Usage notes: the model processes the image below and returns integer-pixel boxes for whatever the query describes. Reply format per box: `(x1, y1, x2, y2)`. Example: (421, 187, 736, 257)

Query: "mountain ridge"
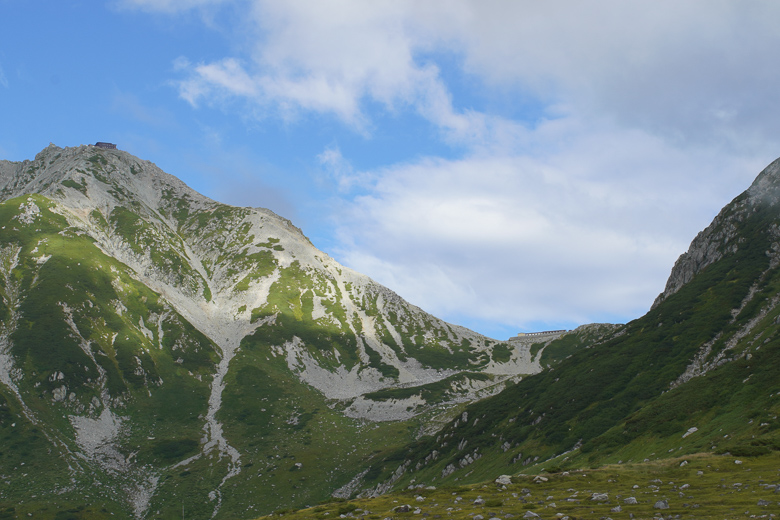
(0, 143, 551, 518)
(340, 156, 780, 499)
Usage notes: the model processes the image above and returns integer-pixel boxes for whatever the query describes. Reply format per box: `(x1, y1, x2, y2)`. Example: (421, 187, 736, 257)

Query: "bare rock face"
(652, 157, 780, 308)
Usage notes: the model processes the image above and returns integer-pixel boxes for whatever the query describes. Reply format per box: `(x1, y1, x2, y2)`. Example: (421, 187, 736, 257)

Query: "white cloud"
(144, 0, 780, 334)
(170, 1, 780, 153)
(329, 118, 764, 331)
(317, 146, 375, 192)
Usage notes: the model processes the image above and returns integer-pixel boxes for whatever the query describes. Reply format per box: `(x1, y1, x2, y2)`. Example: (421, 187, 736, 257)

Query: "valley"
(0, 144, 777, 519)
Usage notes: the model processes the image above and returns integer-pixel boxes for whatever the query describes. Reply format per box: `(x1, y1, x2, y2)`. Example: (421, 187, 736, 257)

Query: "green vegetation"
(61, 178, 87, 195)
(490, 342, 512, 363)
(255, 453, 780, 520)
(349, 188, 780, 492)
(364, 372, 492, 403)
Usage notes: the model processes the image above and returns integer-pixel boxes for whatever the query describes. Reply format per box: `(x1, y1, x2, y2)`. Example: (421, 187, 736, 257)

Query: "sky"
(2, 1, 780, 340)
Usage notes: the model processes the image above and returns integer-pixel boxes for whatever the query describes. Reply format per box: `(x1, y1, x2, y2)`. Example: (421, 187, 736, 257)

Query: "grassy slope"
(0, 195, 219, 517)
(0, 193, 445, 519)
(256, 452, 780, 520)
(350, 189, 780, 493)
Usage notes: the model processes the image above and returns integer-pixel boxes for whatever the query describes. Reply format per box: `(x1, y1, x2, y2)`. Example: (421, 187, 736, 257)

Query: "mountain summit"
(0, 144, 541, 518)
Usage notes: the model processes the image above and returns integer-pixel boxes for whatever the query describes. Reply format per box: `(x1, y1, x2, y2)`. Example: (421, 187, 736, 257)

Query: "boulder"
(654, 499, 670, 509)
(496, 475, 513, 486)
(393, 504, 411, 512)
(591, 493, 609, 501)
(624, 497, 638, 505)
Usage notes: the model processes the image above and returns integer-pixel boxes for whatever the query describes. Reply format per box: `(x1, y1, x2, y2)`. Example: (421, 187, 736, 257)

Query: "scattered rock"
(758, 499, 771, 506)
(415, 495, 425, 502)
(591, 493, 609, 501)
(682, 427, 698, 438)
(394, 504, 411, 512)
(624, 497, 638, 504)
(654, 499, 670, 509)
(495, 475, 512, 486)
(522, 512, 540, 519)
(611, 505, 622, 513)
(734, 460, 743, 465)
(533, 476, 548, 483)
(473, 498, 485, 505)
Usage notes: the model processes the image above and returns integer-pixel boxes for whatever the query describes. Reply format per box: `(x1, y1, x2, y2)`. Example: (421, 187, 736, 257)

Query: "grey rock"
(495, 474, 512, 486)
(654, 499, 670, 509)
(624, 497, 638, 504)
(591, 493, 609, 501)
(611, 505, 622, 513)
(522, 512, 540, 519)
(473, 498, 485, 505)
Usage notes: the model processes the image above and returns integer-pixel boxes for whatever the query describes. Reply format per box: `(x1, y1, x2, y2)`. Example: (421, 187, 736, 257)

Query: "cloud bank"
(128, 0, 780, 336)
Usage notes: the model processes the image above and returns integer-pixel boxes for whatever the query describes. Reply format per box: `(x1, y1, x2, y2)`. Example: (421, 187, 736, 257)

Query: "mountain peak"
(0, 143, 544, 517)
(653, 156, 780, 308)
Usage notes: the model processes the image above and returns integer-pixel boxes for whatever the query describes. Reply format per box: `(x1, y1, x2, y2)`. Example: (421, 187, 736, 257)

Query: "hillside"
(0, 144, 545, 519)
(347, 158, 780, 496)
(256, 453, 780, 519)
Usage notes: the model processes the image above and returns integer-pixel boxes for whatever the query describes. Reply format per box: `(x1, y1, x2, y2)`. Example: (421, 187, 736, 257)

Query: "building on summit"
(94, 142, 117, 149)
(516, 330, 567, 338)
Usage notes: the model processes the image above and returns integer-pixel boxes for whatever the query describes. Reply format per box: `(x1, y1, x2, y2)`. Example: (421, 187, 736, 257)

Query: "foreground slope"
(258, 453, 780, 519)
(357, 158, 780, 494)
(0, 144, 539, 518)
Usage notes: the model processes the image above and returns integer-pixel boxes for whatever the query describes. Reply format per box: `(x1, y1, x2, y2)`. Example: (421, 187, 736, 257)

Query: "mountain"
(354, 158, 780, 495)
(0, 144, 543, 519)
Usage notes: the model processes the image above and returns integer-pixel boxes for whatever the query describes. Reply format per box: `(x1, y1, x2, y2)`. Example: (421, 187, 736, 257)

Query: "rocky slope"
(0, 144, 548, 519)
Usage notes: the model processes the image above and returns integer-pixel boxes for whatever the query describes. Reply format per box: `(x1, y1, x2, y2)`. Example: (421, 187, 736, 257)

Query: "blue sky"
(3, 1, 780, 340)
